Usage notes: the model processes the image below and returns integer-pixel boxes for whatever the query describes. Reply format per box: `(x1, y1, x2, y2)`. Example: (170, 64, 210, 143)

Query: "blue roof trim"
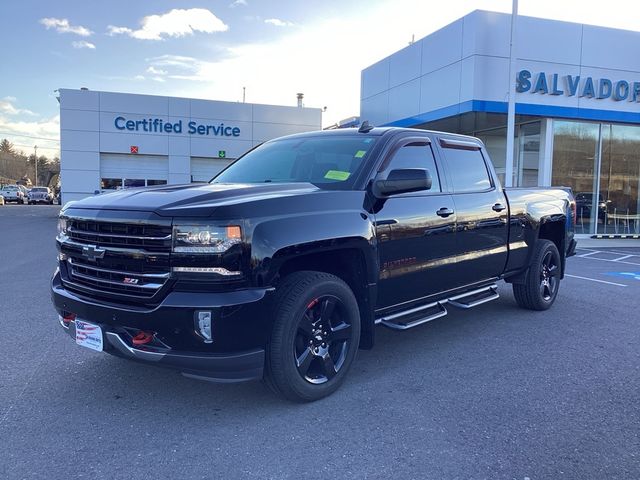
(383, 100, 640, 127)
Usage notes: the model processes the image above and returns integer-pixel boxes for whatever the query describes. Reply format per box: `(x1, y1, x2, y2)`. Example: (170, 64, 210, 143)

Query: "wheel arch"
(538, 216, 567, 278)
(271, 246, 377, 350)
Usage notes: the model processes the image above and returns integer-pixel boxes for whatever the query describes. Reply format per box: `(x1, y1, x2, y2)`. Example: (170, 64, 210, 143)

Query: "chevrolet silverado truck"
(51, 126, 576, 402)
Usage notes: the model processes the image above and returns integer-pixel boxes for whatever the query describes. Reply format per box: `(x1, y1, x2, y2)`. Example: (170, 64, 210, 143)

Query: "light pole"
(34, 145, 38, 186)
(505, 0, 518, 187)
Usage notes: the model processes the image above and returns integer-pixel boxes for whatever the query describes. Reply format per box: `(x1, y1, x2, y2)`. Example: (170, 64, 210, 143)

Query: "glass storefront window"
(551, 121, 600, 234)
(599, 125, 640, 234)
(516, 122, 540, 187)
(552, 121, 640, 235)
(124, 179, 145, 188)
(146, 179, 167, 186)
(474, 121, 540, 187)
(101, 178, 122, 190)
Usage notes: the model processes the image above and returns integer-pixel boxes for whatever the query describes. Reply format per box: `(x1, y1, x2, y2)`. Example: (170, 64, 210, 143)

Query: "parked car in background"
(575, 192, 609, 220)
(0, 185, 26, 204)
(28, 186, 54, 205)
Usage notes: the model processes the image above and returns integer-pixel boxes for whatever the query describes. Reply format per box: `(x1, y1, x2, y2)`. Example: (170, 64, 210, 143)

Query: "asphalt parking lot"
(1, 205, 639, 479)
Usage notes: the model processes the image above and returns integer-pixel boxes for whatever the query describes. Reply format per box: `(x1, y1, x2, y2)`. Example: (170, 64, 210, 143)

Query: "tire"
(513, 239, 561, 311)
(265, 271, 361, 402)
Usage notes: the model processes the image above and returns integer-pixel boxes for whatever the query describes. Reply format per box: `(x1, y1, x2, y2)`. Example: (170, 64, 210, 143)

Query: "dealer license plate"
(75, 320, 103, 352)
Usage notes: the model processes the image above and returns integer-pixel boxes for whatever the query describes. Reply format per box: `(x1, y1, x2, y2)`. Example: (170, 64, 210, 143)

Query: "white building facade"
(59, 89, 322, 203)
(361, 10, 640, 236)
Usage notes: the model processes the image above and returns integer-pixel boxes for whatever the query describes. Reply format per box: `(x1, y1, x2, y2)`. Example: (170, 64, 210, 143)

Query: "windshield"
(212, 135, 377, 189)
(4, 186, 18, 190)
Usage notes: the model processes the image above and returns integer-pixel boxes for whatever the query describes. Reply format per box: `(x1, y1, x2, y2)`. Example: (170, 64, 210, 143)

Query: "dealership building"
(361, 10, 640, 236)
(59, 89, 322, 203)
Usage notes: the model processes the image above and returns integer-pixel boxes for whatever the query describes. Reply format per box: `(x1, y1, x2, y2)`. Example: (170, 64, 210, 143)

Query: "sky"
(1, 0, 640, 158)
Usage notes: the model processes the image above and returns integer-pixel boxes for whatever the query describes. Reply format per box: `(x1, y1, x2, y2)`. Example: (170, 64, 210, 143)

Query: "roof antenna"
(358, 120, 374, 133)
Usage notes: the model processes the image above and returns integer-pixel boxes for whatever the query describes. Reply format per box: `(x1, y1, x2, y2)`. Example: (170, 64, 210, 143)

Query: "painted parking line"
(565, 274, 628, 287)
(612, 255, 634, 261)
(572, 250, 640, 266)
(577, 251, 599, 258)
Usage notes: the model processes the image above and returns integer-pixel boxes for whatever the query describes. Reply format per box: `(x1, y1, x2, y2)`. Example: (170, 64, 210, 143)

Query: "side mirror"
(372, 168, 432, 197)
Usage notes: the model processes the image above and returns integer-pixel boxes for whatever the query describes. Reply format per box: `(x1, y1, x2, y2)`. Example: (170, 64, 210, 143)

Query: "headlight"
(57, 217, 68, 236)
(173, 225, 241, 253)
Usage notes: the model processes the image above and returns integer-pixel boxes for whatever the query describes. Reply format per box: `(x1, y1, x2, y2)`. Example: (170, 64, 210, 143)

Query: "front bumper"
(60, 319, 264, 382)
(51, 270, 271, 382)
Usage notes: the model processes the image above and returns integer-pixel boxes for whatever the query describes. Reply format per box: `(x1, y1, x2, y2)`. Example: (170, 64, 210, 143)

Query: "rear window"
(32, 188, 48, 192)
(442, 145, 492, 193)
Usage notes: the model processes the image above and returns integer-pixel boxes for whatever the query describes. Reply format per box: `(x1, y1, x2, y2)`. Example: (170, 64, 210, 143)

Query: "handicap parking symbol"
(606, 272, 640, 281)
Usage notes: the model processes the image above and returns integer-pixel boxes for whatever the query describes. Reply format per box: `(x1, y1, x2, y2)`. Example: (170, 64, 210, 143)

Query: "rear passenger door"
(437, 137, 509, 285)
(374, 137, 458, 309)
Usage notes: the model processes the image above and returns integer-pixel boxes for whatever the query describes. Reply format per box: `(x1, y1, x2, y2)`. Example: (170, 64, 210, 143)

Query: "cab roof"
(274, 126, 482, 144)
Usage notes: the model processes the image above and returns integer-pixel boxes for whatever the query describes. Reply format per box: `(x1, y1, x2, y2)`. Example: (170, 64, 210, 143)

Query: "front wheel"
(265, 271, 361, 402)
(513, 239, 561, 311)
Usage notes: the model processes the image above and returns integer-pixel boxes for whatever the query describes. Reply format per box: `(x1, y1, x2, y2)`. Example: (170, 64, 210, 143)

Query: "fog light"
(58, 252, 68, 261)
(195, 311, 213, 343)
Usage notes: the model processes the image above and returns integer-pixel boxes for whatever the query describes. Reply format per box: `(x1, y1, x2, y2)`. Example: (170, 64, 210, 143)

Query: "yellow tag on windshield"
(324, 170, 351, 181)
(354, 150, 367, 158)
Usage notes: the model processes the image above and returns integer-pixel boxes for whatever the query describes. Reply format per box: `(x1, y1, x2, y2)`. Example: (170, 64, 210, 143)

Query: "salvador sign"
(516, 70, 640, 102)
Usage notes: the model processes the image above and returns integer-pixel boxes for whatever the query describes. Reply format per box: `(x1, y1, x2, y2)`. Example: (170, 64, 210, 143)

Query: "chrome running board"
(447, 284, 499, 309)
(375, 284, 499, 330)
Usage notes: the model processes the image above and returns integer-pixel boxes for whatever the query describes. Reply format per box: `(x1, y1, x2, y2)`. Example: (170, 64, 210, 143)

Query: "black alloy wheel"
(265, 271, 361, 402)
(539, 250, 559, 301)
(294, 295, 353, 384)
(513, 239, 561, 310)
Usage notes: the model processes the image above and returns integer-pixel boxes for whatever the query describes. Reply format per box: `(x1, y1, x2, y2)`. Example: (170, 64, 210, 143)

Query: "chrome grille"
(60, 218, 172, 301)
(66, 258, 169, 298)
(67, 219, 172, 252)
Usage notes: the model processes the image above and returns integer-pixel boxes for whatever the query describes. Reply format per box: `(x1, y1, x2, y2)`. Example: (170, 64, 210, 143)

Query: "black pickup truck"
(52, 126, 576, 402)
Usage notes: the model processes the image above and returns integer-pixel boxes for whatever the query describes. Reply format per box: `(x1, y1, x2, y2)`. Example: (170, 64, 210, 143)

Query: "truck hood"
(64, 183, 322, 217)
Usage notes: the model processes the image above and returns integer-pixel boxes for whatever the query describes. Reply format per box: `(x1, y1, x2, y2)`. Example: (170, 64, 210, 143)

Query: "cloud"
(155, 0, 507, 126)
(146, 66, 168, 75)
(264, 18, 294, 27)
(0, 114, 60, 158)
(229, 0, 247, 6)
(146, 55, 217, 82)
(40, 18, 92, 36)
(72, 40, 96, 49)
(107, 8, 228, 40)
(106, 25, 132, 36)
(0, 98, 37, 116)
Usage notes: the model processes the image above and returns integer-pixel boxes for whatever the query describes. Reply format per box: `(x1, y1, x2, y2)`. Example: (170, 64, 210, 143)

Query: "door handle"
(492, 203, 507, 212)
(436, 207, 454, 217)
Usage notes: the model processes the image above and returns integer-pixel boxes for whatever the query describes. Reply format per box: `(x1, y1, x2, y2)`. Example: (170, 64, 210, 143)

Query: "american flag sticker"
(75, 320, 104, 352)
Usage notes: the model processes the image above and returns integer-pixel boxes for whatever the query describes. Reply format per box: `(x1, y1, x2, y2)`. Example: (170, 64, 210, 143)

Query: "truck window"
(213, 136, 377, 190)
(443, 146, 491, 193)
(384, 143, 441, 192)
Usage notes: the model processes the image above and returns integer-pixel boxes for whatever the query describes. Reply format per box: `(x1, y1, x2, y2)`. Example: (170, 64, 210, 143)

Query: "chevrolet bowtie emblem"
(82, 244, 106, 261)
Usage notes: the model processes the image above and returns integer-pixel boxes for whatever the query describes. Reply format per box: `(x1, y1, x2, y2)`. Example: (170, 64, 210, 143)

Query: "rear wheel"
(265, 271, 361, 402)
(513, 239, 561, 311)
